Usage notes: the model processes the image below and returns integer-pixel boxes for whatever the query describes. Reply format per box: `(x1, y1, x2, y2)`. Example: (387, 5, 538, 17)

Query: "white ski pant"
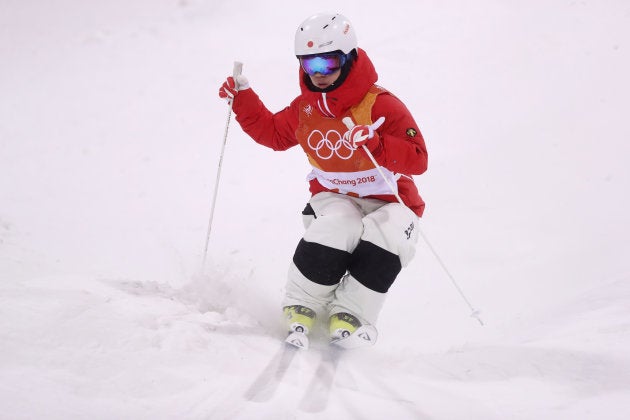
(283, 192, 419, 326)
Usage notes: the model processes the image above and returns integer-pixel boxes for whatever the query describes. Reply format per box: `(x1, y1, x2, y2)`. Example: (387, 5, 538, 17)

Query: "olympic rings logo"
(306, 129, 354, 160)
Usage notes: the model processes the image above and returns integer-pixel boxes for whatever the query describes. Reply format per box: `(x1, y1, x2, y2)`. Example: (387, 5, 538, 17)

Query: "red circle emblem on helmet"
(307, 41, 313, 48)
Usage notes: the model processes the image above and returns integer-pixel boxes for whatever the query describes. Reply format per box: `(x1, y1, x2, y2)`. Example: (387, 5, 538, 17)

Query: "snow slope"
(1, 1, 629, 418)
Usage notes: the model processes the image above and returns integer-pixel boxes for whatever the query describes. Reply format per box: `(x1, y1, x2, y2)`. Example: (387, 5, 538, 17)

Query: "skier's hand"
(343, 116, 386, 151)
(218, 75, 250, 103)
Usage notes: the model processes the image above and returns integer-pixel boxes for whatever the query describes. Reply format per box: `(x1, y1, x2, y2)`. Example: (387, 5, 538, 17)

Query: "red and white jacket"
(232, 49, 428, 216)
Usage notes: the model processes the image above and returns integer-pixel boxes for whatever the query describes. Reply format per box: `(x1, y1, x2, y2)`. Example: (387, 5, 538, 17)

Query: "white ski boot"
(329, 312, 378, 349)
(284, 305, 316, 349)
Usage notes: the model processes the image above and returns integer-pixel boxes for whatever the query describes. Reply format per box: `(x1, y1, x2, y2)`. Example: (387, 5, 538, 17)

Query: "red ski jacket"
(231, 49, 428, 216)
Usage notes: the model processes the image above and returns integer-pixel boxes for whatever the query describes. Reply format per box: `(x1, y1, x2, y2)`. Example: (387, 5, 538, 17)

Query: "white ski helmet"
(295, 13, 358, 56)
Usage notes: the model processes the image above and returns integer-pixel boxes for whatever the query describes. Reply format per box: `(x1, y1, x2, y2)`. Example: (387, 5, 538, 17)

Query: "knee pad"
(348, 204, 418, 293)
(293, 239, 350, 286)
(349, 240, 401, 293)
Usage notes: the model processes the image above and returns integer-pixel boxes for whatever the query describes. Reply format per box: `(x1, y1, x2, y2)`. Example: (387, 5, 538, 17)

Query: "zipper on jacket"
(317, 92, 335, 118)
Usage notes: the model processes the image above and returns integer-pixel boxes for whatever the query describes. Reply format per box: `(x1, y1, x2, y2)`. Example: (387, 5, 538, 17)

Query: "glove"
(343, 116, 386, 151)
(218, 74, 250, 103)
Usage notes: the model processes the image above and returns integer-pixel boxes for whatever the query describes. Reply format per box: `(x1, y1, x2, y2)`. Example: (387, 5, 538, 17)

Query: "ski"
(243, 342, 299, 402)
(297, 324, 378, 412)
(298, 345, 344, 412)
(245, 324, 375, 406)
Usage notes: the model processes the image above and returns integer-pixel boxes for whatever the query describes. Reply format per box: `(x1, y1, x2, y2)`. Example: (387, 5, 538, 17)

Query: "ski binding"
(331, 324, 378, 349)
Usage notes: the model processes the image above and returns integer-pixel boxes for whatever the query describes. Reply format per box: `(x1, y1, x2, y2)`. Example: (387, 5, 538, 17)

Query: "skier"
(219, 12, 428, 348)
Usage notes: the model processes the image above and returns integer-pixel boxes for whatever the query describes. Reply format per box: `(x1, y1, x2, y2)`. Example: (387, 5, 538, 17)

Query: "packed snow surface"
(1, 1, 629, 419)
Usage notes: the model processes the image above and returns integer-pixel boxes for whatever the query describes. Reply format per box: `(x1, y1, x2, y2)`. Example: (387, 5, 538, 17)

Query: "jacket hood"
(298, 48, 378, 118)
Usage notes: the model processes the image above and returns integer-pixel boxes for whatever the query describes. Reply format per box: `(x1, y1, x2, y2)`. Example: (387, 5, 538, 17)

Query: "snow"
(1, 0, 629, 418)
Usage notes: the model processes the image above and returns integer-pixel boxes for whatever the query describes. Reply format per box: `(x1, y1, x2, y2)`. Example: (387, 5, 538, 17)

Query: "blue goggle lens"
(299, 54, 345, 76)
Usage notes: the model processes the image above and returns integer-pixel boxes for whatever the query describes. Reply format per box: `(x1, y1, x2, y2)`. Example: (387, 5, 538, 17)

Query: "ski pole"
(202, 61, 243, 271)
(342, 117, 484, 326)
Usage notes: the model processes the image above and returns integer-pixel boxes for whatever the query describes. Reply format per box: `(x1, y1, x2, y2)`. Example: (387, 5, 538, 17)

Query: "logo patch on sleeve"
(406, 128, 418, 137)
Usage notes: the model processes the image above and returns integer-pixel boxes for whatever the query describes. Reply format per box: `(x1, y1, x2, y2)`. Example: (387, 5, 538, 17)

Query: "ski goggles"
(299, 53, 346, 76)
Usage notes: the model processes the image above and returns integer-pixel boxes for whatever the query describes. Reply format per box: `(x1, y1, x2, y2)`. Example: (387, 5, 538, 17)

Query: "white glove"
(342, 116, 386, 150)
(218, 74, 250, 102)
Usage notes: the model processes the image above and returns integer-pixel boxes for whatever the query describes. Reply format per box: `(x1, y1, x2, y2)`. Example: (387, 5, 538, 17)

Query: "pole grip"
(233, 61, 243, 78)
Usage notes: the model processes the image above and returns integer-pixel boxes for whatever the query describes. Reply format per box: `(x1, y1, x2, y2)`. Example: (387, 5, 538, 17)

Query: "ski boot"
(283, 305, 316, 349)
(329, 312, 378, 349)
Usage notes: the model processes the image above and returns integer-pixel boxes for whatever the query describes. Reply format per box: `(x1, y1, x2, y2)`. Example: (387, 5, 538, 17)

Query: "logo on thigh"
(404, 221, 415, 240)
